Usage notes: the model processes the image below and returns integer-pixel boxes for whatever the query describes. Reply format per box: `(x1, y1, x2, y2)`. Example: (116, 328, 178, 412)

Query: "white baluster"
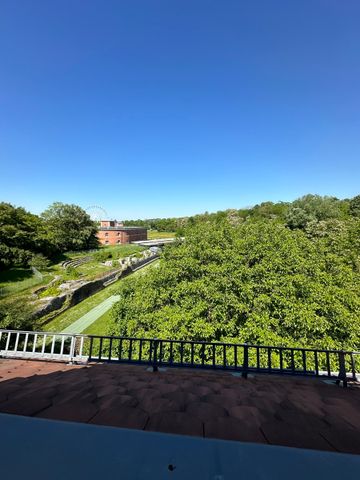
(33, 334, 38, 353)
(51, 335, 56, 355)
(41, 335, 47, 354)
(14, 332, 20, 352)
(79, 336, 84, 357)
(60, 336, 65, 356)
(23, 333, 29, 352)
(5, 332, 11, 352)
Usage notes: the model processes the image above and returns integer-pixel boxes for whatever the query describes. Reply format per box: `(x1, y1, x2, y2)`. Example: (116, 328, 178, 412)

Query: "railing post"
(337, 351, 347, 388)
(68, 335, 76, 364)
(350, 353, 357, 381)
(152, 338, 159, 372)
(242, 344, 248, 379)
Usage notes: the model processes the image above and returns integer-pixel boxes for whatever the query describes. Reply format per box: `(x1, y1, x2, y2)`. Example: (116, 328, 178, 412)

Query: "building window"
(105, 232, 109, 237)
(117, 232, 121, 236)
(105, 240, 109, 244)
(117, 240, 121, 244)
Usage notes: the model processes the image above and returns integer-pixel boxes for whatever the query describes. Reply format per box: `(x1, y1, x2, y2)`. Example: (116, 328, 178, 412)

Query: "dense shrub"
(111, 219, 360, 350)
(0, 297, 35, 330)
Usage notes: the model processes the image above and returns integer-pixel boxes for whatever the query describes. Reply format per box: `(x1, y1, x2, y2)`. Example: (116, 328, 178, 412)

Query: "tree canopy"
(0, 203, 51, 269)
(123, 193, 357, 234)
(112, 214, 360, 351)
(41, 202, 98, 252)
(0, 202, 98, 270)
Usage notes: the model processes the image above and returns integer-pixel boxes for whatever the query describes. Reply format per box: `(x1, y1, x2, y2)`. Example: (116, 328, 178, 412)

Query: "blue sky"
(1, 1, 359, 219)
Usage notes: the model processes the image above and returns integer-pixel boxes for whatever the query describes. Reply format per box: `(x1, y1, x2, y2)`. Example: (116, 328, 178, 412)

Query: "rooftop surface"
(0, 359, 359, 455)
(98, 226, 147, 230)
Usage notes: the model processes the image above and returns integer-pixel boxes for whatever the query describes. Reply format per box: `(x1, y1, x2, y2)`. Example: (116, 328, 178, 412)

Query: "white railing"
(1, 329, 359, 386)
(0, 329, 88, 364)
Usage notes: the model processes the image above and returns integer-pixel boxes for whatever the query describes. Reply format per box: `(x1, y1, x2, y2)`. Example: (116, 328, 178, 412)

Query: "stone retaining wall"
(35, 254, 159, 321)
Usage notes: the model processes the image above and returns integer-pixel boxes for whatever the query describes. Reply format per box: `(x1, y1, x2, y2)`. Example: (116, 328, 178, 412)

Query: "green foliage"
(41, 202, 99, 252)
(63, 266, 80, 280)
(0, 268, 51, 297)
(0, 296, 35, 330)
(93, 250, 113, 262)
(93, 245, 144, 262)
(124, 194, 354, 233)
(112, 219, 360, 350)
(38, 284, 61, 298)
(29, 253, 50, 270)
(285, 195, 344, 229)
(147, 231, 176, 239)
(0, 201, 99, 271)
(0, 202, 52, 269)
(123, 217, 180, 232)
(350, 195, 360, 218)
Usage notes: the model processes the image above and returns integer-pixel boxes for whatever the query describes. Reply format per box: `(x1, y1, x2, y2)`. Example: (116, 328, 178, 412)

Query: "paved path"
(61, 295, 120, 334)
(59, 259, 159, 335)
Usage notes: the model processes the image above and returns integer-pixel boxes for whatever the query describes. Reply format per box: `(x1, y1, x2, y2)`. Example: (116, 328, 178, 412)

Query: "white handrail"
(0, 329, 89, 364)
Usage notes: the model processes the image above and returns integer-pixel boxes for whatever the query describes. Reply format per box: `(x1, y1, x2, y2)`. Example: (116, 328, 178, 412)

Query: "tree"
(29, 253, 50, 270)
(111, 219, 360, 351)
(0, 297, 35, 330)
(286, 195, 343, 229)
(0, 202, 51, 269)
(41, 202, 99, 252)
(350, 195, 360, 218)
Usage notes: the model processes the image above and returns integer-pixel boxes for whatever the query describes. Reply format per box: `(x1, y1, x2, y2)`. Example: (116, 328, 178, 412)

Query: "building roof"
(98, 226, 147, 231)
(0, 359, 359, 455)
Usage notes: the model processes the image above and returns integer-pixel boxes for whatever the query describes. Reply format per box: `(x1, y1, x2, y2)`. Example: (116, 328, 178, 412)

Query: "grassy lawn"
(82, 309, 114, 336)
(101, 244, 145, 257)
(0, 245, 147, 303)
(75, 262, 116, 279)
(147, 231, 176, 239)
(43, 260, 159, 333)
(43, 281, 121, 332)
(68, 244, 145, 279)
(0, 268, 53, 297)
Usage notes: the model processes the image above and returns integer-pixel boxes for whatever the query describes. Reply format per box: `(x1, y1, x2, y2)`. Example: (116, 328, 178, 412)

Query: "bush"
(0, 297, 35, 330)
(29, 253, 50, 270)
(111, 220, 360, 351)
(94, 250, 113, 262)
(38, 284, 61, 298)
(63, 267, 80, 280)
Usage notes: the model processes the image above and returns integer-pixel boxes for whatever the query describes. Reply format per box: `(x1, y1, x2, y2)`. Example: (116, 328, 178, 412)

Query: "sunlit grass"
(82, 309, 114, 336)
(0, 268, 52, 297)
(43, 260, 158, 333)
(147, 231, 176, 239)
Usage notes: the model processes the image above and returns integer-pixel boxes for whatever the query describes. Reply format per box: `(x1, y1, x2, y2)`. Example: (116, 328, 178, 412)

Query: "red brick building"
(97, 220, 147, 246)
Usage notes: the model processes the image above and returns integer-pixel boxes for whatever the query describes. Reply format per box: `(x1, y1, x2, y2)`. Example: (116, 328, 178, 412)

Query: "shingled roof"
(0, 359, 359, 455)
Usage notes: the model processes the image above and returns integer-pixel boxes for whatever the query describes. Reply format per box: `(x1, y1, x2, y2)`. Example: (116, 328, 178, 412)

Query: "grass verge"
(147, 231, 176, 239)
(43, 260, 159, 333)
(82, 309, 114, 336)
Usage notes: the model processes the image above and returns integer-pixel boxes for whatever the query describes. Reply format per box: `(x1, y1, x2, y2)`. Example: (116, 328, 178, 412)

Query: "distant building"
(97, 220, 147, 245)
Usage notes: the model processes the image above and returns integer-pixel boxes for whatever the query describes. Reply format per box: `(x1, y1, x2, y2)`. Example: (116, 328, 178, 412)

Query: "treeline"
(123, 194, 360, 233)
(0, 202, 98, 270)
(111, 194, 360, 351)
(123, 217, 183, 232)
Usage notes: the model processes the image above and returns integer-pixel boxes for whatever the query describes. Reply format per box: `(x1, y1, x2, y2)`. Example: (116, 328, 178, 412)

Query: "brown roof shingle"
(0, 359, 359, 454)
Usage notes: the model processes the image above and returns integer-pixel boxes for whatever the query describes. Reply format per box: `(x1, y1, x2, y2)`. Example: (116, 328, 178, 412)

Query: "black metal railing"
(1, 329, 359, 386)
(86, 335, 360, 386)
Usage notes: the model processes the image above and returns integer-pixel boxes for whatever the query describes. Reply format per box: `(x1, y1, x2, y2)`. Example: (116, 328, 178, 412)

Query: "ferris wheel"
(86, 205, 108, 223)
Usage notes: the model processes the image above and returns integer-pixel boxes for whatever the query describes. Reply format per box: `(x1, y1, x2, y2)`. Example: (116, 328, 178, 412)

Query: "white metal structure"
(0, 329, 88, 364)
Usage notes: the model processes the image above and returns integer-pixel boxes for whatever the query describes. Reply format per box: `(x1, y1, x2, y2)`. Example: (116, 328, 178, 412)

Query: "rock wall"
(34, 294, 68, 319)
(35, 254, 159, 321)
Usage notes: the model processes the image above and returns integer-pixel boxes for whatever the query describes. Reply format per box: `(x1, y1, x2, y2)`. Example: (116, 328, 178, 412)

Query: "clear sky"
(1, 1, 359, 219)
